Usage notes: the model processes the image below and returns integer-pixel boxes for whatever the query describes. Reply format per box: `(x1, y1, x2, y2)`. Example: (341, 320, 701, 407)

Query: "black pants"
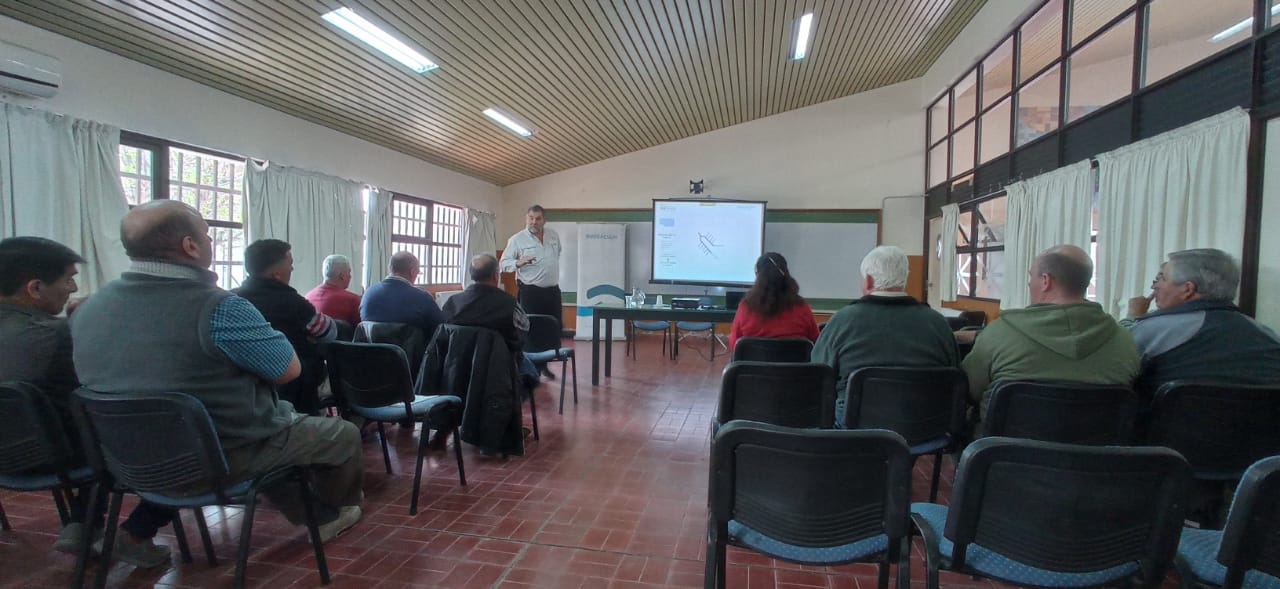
(517, 283, 563, 330)
(67, 483, 175, 539)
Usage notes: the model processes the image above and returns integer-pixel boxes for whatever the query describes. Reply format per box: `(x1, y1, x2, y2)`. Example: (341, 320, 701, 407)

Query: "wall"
(0, 15, 503, 214)
(1258, 117, 1280, 330)
(500, 80, 927, 255)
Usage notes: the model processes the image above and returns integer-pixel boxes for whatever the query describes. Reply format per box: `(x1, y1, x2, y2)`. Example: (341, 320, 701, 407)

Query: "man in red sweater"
(305, 254, 361, 327)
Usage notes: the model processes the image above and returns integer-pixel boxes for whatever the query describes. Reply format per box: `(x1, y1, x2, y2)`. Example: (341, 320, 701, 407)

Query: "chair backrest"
(1148, 381, 1280, 480)
(332, 319, 355, 342)
(945, 437, 1190, 582)
(710, 421, 912, 553)
(718, 362, 835, 429)
(355, 321, 426, 376)
(984, 380, 1138, 444)
(844, 366, 968, 446)
(0, 381, 75, 475)
(325, 341, 416, 411)
(731, 337, 814, 363)
(1217, 456, 1280, 588)
(524, 314, 561, 354)
(72, 388, 229, 494)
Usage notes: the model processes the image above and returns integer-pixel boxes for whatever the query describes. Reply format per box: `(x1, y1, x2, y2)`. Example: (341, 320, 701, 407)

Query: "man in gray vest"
(70, 201, 365, 553)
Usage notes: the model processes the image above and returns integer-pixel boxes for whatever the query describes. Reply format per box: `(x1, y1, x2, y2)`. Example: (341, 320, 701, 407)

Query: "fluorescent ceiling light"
(483, 108, 533, 137)
(322, 7, 437, 73)
(793, 13, 814, 60)
(1211, 5, 1280, 43)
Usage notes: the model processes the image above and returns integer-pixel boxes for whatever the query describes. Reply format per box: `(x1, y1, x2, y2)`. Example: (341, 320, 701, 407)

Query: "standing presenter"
(500, 205, 562, 377)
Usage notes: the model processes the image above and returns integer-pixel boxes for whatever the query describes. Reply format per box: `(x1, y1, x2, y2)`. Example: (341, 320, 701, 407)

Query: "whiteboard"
(548, 218, 878, 301)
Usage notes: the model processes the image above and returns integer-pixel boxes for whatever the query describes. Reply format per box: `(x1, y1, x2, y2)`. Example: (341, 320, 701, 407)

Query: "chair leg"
(0, 497, 8, 530)
(171, 511, 194, 564)
(376, 421, 393, 474)
(233, 489, 259, 589)
(929, 453, 944, 502)
(452, 427, 466, 486)
(558, 360, 567, 414)
(527, 384, 540, 441)
(877, 547, 890, 589)
(571, 354, 578, 405)
(194, 507, 218, 566)
(52, 488, 71, 526)
(94, 491, 125, 589)
(897, 537, 911, 589)
(409, 423, 430, 515)
(297, 472, 330, 585)
(71, 482, 102, 589)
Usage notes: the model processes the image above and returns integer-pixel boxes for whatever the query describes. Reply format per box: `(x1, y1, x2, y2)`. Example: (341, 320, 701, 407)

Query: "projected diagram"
(652, 201, 765, 284)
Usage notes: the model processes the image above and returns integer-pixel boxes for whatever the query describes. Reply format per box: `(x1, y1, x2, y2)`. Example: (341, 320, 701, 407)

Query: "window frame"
(388, 191, 465, 287)
(955, 192, 1009, 302)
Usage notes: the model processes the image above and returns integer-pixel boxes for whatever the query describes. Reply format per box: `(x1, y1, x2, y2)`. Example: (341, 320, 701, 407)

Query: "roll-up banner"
(576, 223, 627, 341)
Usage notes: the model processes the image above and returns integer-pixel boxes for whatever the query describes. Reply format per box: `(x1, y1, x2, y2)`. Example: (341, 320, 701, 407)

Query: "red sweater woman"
(728, 252, 820, 349)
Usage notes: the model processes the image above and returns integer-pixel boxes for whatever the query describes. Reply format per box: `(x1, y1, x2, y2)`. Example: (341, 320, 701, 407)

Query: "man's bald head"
(389, 251, 420, 282)
(1031, 244, 1093, 301)
(120, 200, 210, 265)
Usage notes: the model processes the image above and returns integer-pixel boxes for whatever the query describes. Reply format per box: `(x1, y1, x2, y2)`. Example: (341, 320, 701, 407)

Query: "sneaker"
(53, 522, 94, 555)
(318, 506, 361, 544)
(105, 534, 171, 569)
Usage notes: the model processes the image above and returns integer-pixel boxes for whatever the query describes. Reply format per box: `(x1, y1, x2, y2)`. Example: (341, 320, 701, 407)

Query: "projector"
(670, 297, 701, 309)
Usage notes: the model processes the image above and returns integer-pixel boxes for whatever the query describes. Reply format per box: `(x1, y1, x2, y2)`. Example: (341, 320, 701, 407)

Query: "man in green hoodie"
(961, 244, 1138, 428)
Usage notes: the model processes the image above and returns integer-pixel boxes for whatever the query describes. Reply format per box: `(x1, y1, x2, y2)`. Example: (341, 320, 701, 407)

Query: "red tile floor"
(0, 337, 1184, 588)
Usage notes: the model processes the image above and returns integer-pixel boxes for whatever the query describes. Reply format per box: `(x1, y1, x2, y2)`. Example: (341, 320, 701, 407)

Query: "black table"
(590, 304, 737, 385)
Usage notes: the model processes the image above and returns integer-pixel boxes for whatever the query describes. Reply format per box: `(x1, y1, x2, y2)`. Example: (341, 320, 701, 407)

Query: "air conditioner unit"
(0, 40, 61, 98)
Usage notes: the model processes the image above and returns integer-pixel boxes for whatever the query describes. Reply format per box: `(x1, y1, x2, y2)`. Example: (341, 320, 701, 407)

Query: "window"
(1144, 0, 1254, 86)
(389, 193, 464, 285)
(117, 135, 247, 290)
(955, 194, 1008, 300)
(1066, 16, 1136, 123)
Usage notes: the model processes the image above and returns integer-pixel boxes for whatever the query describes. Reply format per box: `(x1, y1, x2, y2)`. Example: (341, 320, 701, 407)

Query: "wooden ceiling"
(0, 1, 988, 186)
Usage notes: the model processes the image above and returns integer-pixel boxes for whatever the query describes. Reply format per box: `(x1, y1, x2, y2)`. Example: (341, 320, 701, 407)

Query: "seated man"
(360, 251, 444, 338)
(0, 237, 179, 566)
(963, 245, 1138, 427)
(1123, 248, 1280, 398)
(305, 254, 361, 328)
(444, 254, 539, 381)
(70, 201, 364, 553)
(812, 246, 958, 424)
(234, 239, 336, 415)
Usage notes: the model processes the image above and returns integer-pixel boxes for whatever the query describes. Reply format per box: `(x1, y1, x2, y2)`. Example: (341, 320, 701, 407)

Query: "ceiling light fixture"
(322, 7, 437, 73)
(483, 108, 533, 137)
(793, 13, 815, 60)
(1210, 5, 1280, 43)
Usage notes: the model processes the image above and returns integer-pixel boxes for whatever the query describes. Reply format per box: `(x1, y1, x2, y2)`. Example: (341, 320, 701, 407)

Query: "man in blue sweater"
(360, 251, 445, 338)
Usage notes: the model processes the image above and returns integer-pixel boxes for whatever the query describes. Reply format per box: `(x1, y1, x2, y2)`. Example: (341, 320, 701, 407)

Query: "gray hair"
(469, 254, 499, 282)
(322, 254, 351, 279)
(860, 245, 909, 290)
(1167, 248, 1239, 302)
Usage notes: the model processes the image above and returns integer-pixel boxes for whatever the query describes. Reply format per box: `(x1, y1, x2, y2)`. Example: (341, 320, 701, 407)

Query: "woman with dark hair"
(728, 252, 819, 349)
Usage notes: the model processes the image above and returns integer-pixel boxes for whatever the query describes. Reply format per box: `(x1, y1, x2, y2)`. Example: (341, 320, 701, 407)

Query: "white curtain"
(0, 103, 130, 294)
(245, 161, 363, 294)
(363, 187, 393, 290)
(1000, 160, 1095, 310)
(938, 203, 960, 302)
(461, 208, 497, 288)
(1095, 108, 1250, 317)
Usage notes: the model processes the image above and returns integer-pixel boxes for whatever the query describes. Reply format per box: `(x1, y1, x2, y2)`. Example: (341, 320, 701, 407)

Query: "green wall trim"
(561, 291, 850, 313)
(546, 208, 879, 224)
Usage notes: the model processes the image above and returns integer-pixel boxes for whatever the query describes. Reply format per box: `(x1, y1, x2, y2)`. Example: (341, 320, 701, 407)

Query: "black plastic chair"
(715, 362, 835, 432)
(73, 389, 330, 589)
(0, 381, 96, 532)
(1147, 381, 1280, 481)
(332, 319, 354, 342)
(325, 341, 464, 515)
(730, 337, 814, 363)
(910, 437, 1191, 589)
(983, 380, 1138, 444)
(706, 421, 913, 589)
(844, 367, 968, 501)
(1176, 456, 1280, 589)
(354, 321, 426, 380)
(524, 314, 577, 414)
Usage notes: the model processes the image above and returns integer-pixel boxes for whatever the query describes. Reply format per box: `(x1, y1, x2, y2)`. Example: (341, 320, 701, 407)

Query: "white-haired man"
(812, 245, 958, 425)
(305, 254, 361, 327)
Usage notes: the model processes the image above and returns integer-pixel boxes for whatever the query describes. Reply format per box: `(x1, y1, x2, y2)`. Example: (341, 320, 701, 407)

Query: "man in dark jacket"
(443, 254, 537, 378)
(234, 239, 336, 415)
(1124, 248, 1280, 398)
